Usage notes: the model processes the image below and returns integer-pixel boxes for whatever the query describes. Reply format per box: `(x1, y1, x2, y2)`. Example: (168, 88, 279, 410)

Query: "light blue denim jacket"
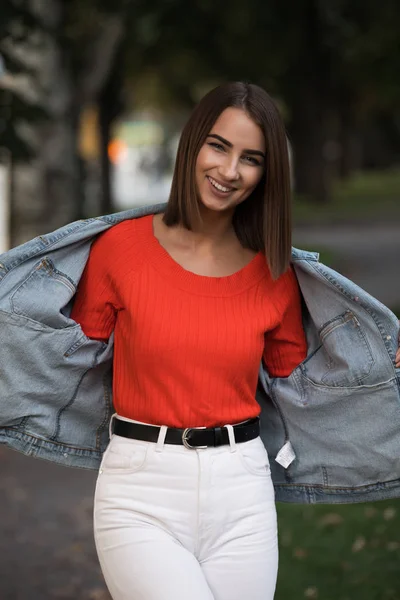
(1, 203, 399, 504)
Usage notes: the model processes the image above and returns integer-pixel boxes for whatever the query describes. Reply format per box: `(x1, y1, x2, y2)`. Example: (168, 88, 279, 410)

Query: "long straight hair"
(163, 82, 292, 280)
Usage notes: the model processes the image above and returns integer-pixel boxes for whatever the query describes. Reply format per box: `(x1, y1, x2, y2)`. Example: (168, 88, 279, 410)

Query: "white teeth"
(208, 176, 232, 193)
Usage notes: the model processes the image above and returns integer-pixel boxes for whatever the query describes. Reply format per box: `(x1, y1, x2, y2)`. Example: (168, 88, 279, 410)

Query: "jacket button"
(387, 335, 392, 340)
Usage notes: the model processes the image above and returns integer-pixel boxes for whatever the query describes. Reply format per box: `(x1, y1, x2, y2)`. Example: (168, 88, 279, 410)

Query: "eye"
(208, 142, 225, 152)
(242, 155, 262, 166)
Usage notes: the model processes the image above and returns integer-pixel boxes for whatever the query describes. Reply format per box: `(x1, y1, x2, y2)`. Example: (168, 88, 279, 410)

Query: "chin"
(200, 197, 235, 213)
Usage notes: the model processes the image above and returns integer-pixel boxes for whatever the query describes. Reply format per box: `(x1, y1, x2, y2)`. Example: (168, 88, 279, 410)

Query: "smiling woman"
(69, 81, 306, 600)
(4, 78, 400, 600)
(2, 74, 400, 600)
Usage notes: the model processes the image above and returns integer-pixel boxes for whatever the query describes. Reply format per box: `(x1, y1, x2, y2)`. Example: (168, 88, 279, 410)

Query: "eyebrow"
(207, 133, 265, 159)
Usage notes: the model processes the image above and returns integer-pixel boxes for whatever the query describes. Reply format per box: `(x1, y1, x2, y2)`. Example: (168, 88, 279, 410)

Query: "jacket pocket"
(0, 309, 109, 432)
(300, 310, 374, 388)
(11, 258, 77, 330)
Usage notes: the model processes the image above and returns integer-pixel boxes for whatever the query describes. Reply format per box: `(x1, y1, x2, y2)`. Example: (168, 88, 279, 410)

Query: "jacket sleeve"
(263, 265, 308, 378)
(71, 230, 121, 341)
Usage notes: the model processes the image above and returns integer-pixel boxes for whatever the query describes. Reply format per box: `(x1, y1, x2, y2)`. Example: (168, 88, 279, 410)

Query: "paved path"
(0, 224, 399, 599)
(293, 224, 400, 309)
(0, 447, 110, 600)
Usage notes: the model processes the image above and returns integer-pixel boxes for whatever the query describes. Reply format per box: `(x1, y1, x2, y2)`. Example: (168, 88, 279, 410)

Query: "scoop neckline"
(143, 214, 269, 296)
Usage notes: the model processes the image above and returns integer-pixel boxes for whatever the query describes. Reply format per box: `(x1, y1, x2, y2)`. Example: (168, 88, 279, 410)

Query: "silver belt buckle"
(182, 427, 207, 450)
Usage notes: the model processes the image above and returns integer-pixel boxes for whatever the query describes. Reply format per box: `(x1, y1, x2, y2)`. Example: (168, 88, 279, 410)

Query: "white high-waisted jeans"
(93, 420, 278, 600)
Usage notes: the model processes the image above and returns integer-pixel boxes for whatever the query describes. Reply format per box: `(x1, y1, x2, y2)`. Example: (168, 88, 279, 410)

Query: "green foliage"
(3, 0, 400, 198)
(1, 89, 49, 159)
(293, 169, 400, 225)
(276, 500, 400, 600)
(391, 307, 400, 319)
(125, 0, 400, 114)
(0, 0, 46, 161)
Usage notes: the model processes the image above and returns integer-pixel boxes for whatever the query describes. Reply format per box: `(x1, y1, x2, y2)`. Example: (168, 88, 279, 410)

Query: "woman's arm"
(71, 231, 121, 341)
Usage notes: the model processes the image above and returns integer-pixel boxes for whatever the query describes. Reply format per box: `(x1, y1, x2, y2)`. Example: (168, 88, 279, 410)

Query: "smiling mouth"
(207, 176, 235, 193)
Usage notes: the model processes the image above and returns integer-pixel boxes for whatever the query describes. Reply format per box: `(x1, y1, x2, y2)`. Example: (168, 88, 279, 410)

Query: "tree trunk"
(98, 37, 126, 215)
(8, 153, 16, 249)
(98, 99, 112, 215)
(336, 95, 362, 180)
(6, 2, 126, 244)
(289, 85, 331, 204)
(285, 0, 333, 204)
(9, 0, 81, 245)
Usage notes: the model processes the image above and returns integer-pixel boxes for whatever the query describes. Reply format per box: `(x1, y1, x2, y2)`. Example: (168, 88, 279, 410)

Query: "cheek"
(196, 147, 215, 174)
(245, 169, 264, 191)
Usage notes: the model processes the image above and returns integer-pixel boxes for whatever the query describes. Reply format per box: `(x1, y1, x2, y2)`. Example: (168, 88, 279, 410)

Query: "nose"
(218, 156, 240, 182)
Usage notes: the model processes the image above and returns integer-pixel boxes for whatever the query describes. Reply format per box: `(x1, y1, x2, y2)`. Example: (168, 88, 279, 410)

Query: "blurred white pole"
(0, 54, 10, 252)
(0, 151, 10, 253)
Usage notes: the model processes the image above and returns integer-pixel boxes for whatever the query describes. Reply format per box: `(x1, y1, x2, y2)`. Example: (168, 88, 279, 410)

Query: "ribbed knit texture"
(71, 215, 307, 428)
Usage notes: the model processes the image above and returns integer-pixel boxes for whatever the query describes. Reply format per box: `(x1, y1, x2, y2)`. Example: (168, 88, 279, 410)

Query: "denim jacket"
(1, 203, 399, 504)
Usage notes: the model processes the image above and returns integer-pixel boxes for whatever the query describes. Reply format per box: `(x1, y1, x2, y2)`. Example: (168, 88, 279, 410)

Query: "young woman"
(70, 81, 307, 599)
(68, 81, 400, 600)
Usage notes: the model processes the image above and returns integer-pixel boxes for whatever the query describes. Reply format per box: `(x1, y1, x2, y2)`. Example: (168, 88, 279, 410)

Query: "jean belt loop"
(156, 425, 168, 452)
(224, 424, 237, 453)
(108, 413, 117, 440)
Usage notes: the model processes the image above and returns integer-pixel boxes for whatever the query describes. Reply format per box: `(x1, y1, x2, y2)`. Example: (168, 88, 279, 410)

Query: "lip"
(206, 175, 237, 195)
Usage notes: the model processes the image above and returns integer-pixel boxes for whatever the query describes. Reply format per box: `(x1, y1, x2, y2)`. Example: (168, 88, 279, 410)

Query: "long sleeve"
(263, 265, 307, 378)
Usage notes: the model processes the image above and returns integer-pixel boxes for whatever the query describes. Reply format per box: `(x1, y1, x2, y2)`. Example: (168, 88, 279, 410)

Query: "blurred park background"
(1, 0, 400, 599)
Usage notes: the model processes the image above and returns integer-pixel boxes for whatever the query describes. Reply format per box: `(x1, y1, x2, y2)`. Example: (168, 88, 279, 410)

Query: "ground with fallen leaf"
(1, 447, 400, 599)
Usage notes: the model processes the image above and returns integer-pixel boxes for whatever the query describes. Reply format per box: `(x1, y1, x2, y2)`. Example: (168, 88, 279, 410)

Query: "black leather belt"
(112, 417, 260, 449)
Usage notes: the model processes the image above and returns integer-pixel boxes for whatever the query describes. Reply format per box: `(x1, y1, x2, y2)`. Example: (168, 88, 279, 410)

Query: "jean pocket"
(301, 310, 374, 388)
(100, 437, 149, 474)
(237, 437, 271, 477)
(10, 258, 78, 329)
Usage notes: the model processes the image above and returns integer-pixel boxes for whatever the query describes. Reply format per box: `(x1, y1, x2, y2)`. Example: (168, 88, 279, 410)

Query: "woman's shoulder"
(86, 214, 152, 275)
(98, 214, 151, 240)
(257, 261, 301, 303)
(92, 214, 151, 252)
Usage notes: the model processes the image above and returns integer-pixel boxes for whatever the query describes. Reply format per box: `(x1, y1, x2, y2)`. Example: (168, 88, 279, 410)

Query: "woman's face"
(195, 107, 266, 215)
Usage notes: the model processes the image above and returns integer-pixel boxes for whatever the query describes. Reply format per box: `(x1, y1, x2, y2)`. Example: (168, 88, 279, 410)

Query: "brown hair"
(163, 81, 292, 280)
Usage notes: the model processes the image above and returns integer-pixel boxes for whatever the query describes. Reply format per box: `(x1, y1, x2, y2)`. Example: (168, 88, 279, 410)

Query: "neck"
(182, 205, 237, 250)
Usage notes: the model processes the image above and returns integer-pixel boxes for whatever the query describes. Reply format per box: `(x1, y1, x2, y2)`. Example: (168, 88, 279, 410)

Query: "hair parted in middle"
(163, 81, 292, 280)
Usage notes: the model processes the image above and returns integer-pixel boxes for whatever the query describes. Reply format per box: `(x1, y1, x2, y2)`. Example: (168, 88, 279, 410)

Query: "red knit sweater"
(71, 215, 307, 427)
